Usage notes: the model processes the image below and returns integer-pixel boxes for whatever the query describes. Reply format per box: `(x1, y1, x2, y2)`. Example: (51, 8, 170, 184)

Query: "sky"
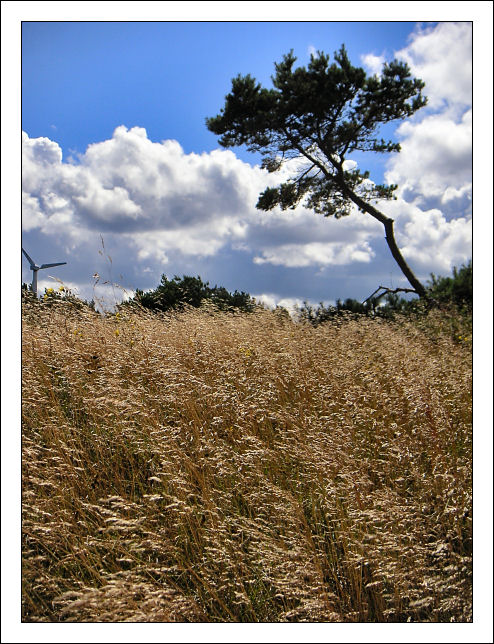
(18, 16, 475, 309)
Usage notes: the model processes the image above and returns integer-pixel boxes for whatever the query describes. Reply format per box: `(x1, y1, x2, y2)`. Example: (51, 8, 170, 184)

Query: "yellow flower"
(115, 329, 120, 337)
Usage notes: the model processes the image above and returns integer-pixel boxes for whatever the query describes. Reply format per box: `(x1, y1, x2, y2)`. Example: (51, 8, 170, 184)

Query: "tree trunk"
(382, 218, 427, 297)
(341, 184, 427, 298)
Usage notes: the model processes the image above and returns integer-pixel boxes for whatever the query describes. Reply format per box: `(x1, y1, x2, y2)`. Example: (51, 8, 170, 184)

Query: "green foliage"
(298, 295, 404, 325)
(207, 45, 426, 219)
(427, 261, 472, 308)
(298, 262, 472, 326)
(129, 274, 256, 314)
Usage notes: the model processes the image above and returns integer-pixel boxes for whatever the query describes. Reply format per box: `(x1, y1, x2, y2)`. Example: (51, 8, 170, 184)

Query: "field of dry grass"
(22, 297, 472, 622)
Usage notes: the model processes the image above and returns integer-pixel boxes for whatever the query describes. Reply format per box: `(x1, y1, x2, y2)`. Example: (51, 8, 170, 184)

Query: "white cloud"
(253, 240, 374, 268)
(22, 126, 384, 275)
(23, 126, 259, 241)
(361, 53, 385, 76)
(380, 199, 471, 274)
(396, 22, 472, 112)
(371, 21, 473, 276)
(74, 185, 143, 223)
(441, 184, 472, 205)
(22, 131, 62, 166)
(253, 294, 316, 317)
(385, 109, 472, 208)
(361, 22, 472, 223)
(22, 193, 45, 232)
(342, 159, 358, 172)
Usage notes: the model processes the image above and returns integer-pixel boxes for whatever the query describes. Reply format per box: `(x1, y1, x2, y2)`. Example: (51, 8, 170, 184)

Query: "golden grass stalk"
(22, 298, 472, 622)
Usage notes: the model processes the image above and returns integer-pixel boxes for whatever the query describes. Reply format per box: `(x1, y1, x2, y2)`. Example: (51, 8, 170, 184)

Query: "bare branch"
(362, 285, 418, 304)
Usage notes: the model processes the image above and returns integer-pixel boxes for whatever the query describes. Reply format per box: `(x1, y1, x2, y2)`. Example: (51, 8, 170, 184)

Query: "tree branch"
(362, 285, 418, 304)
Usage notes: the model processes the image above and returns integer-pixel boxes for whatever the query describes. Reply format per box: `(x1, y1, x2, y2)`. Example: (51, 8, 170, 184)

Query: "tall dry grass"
(22, 298, 472, 622)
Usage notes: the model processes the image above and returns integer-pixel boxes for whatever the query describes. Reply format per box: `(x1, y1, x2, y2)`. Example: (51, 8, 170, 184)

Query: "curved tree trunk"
(382, 218, 427, 297)
(340, 183, 427, 298)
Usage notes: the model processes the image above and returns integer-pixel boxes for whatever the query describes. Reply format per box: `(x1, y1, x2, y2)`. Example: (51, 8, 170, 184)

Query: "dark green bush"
(129, 274, 256, 314)
(427, 261, 472, 308)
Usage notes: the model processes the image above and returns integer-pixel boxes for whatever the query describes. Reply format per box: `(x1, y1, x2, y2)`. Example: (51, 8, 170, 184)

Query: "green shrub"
(128, 274, 256, 313)
(299, 261, 472, 326)
(427, 261, 472, 308)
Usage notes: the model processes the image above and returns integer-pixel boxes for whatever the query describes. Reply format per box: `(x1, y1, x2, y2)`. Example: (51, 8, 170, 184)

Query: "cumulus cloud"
(375, 22, 472, 272)
(396, 22, 472, 112)
(379, 199, 472, 274)
(22, 131, 62, 166)
(22, 126, 382, 277)
(23, 126, 259, 247)
(252, 294, 310, 315)
(385, 23, 472, 219)
(386, 109, 472, 210)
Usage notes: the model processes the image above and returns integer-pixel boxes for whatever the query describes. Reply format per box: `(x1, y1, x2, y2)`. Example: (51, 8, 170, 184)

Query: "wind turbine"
(22, 248, 67, 297)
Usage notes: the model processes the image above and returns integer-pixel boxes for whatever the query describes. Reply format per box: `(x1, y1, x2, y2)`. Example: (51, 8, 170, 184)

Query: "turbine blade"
(22, 248, 36, 267)
(40, 262, 67, 269)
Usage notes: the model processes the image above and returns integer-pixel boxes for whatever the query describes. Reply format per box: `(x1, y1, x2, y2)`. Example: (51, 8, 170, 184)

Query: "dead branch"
(362, 285, 418, 305)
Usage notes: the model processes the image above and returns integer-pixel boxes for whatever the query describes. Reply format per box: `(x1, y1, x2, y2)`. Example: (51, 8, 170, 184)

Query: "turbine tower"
(22, 248, 67, 297)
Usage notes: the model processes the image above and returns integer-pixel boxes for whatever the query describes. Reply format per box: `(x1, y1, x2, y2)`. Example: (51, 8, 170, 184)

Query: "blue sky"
(19, 16, 474, 309)
(22, 20, 418, 171)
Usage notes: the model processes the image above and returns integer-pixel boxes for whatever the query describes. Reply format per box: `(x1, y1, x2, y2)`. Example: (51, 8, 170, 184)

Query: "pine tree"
(207, 45, 428, 297)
